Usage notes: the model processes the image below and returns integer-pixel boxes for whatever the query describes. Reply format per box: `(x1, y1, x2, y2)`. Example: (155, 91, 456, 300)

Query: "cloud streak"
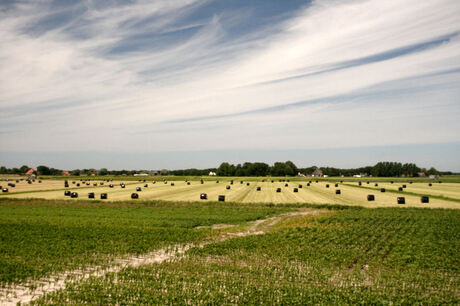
(0, 0, 459, 155)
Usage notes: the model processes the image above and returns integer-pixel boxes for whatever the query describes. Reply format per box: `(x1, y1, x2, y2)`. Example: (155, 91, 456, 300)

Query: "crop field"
(0, 198, 458, 304)
(1, 177, 460, 208)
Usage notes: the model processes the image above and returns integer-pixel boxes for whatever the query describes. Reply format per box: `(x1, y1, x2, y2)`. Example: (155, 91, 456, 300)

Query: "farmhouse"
(25, 168, 37, 176)
(312, 169, 323, 177)
(62, 171, 71, 176)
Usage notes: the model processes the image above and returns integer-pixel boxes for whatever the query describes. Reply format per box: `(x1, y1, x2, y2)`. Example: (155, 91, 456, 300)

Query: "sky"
(0, 0, 459, 171)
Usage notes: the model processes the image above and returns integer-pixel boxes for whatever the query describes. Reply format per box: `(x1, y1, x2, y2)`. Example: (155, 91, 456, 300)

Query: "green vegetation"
(0, 199, 284, 285)
(33, 207, 460, 304)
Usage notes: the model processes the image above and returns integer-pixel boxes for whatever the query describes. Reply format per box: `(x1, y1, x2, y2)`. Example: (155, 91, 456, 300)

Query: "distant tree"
(99, 168, 109, 176)
(37, 165, 51, 175)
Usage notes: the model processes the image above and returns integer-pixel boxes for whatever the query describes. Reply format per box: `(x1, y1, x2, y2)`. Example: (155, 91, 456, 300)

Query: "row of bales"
(1, 177, 42, 192)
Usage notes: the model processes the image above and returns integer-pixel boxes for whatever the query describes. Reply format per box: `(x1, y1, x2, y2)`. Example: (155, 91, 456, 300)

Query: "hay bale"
(246, 183, 250, 186)
(298, 184, 303, 188)
(70, 192, 78, 198)
(171, 183, 175, 186)
(293, 188, 298, 193)
(358, 182, 362, 186)
(200, 180, 204, 184)
(109, 184, 114, 188)
(230, 180, 233, 185)
(397, 197, 405, 204)
(121, 184, 125, 188)
(136, 187, 141, 191)
(27, 181, 32, 184)
(131, 193, 139, 199)
(374, 183, 378, 187)
(325, 184, 329, 188)
(164, 181, 167, 184)
(216, 180, 219, 183)
(380, 188, 385, 192)
(398, 187, 403, 191)
(86, 183, 90, 186)
(38, 180, 42, 183)
(226, 185, 231, 190)
(367, 195, 375, 201)
(187, 182, 191, 185)
(93, 183, 97, 186)
(421, 196, 429, 203)
(257, 187, 261, 191)
(390, 181, 394, 184)
(88, 192, 95, 199)
(409, 181, 413, 184)
(2, 188, 8, 193)
(428, 183, 432, 186)
(144, 184, 148, 187)
(438, 181, 442, 184)
(336, 189, 341, 194)
(402, 185, 407, 188)
(64, 183, 69, 187)
(335, 183, 338, 187)
(276, 188, 281, 193)
(153, 181, 156, 184)
(285, 183, 288, 187)
(100, 182, 104, 185)
(306, 183, 310, 186)
(200, 193, 207, 200)
(240, 181, 244, 184)
(218, 195, 225, 202)
(271, 180, 274, 183)
(100, 193, 107, 200)
(76, 183, 80, 187)
(366, 181, 370, 184)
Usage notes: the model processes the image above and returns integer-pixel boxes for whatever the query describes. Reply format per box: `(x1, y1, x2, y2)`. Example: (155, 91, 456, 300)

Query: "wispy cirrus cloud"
(0, 0, 459, 155)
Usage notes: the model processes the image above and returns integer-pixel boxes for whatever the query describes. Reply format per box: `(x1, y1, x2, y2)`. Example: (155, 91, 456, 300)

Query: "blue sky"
(0, 0, 459, 170)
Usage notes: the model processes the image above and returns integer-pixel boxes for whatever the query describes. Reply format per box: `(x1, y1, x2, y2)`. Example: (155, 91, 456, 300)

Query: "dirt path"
(0, 210, 319, 305)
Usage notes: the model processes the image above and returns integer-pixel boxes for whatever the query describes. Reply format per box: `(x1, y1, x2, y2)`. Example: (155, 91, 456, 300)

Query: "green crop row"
(34, 208, 460, 304)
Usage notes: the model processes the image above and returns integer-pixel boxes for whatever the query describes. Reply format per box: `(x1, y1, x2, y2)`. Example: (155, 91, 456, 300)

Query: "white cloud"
(0, 0, 459, 153)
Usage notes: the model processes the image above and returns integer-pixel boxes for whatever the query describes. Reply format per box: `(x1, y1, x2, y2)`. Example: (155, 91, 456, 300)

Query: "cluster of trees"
(0, 162, 450, 177)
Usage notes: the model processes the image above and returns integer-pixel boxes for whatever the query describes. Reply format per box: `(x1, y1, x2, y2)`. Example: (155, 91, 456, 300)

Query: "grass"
(0, 198, 287, 286)
(32, 207, 460, 305)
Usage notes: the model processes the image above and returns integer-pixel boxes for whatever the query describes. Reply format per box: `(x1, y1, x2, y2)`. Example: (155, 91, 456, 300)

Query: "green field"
(0, 198, 458, 304)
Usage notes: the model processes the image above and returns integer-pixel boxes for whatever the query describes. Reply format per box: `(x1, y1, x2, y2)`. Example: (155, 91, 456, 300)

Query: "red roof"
(25, 168, 36, 175)
(62, 171, 70, 176)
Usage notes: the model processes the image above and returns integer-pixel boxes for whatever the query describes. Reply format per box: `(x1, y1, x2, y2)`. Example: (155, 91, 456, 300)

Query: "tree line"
(0, 161, 450, 177)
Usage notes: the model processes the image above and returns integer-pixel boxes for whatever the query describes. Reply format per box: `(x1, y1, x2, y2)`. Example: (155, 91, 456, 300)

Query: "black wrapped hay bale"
(402, 185, 407, 188)
(375, 183, 378, 187)
(38, 180, 42, 183)
(428, 183, 432, 187)
(109, 184, 114, 188)
(367, 195, 375, 201)
(397, 197, 405, 204)
(240, 181, 244, 184)
(230, 180, 233, 185)
(246, 183, 250, 186)
(409, 181, 413, 184)
(380, 188, 386, 192)
(131, 193, 139, 199)
(366, 181, 370, 184)
(306, 183, 310, 186)
(326, 184, 329, 188)
(200, 180, 204, 184)
(136, 187, 141, 191)
(390, 181, 394, 184)
(226, 185, 231, 190)
(76, 183, 80, 187)
(70, 192, 78, 198)
(121, 184, 125, 188)
(421, 196, 429, 203)
(2, 188, 8, 193)
(88, 192, 95, 199)
(153, 181, 156, 184)
(398, 187, 403, 191)
(284, 183, 288, 187)
(335, 183, 338, 187)
(100, 193, 107, 200)
(257, 187, 261, 191)
(144, 184, 148, 187)
(64, 190, 71, 196)
(187, 182, 191, 185)
(64, 183, 69, 188)
(171, 183, 175, 186)
(293, 188, 298, 193)
(271, 180, 274, 183)
(100, 182, 104, 185)
(276, 188, 281, 193)
(336, 189, 341, 195)
(299, 184, 303, 188)
(93, 183, 97, 186)
(216, 180, 219, 183)
(358, 182, 362, 186)
(200, 193, 207, 200)
(218, 195, 225, 202)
